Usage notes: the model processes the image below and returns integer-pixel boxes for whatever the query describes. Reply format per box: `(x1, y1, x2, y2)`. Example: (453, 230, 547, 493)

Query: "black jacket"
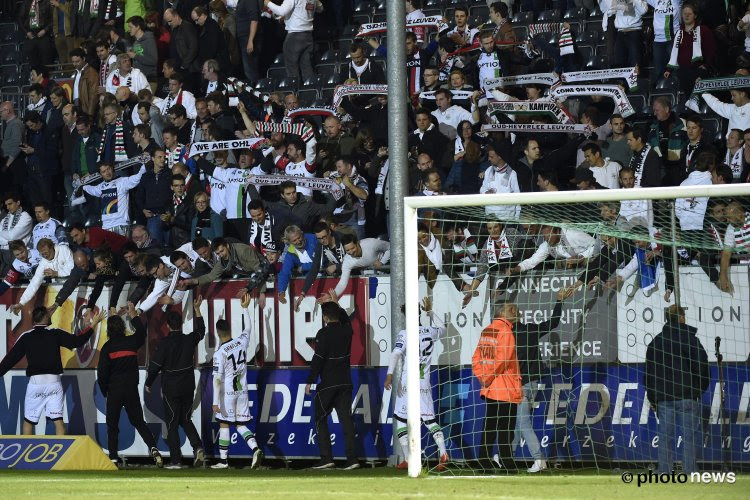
(97, 317, 146, 396)
(0, 325, 93, 376)
(645, 321, 710, 404)
(307, 318, 353, 388)
(145, 317, 205, 396)
(516, 300, 562, 385)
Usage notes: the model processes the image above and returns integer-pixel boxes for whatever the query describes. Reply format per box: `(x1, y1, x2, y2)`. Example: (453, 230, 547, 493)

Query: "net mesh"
(402, 191, 750, 475)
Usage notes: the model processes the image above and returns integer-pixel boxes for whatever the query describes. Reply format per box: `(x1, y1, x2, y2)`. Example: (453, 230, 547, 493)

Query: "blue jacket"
(277, 233, 317, 293)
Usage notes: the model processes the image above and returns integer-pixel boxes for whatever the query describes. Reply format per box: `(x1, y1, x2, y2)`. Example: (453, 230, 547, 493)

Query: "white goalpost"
(403, 183, 750, 479)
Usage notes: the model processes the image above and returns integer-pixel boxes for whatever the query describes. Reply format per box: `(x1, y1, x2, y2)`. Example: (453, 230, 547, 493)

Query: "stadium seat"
(314, 40, 331, 54)
(337, 38, 353, 54)
(351, 13, 371, 26)
(512, 11, 534, 24)
(320, 87, 336, 103)
(319, 49, 342, 62)
(655, 77, 679, 90)
(563, 7, 588, 19)
(302, 75, 324, 89)
(577, 44, 594, 63)
(470, 5, 489, 20)
(424, 0, 443, 7)
(576, 29, 599, 44)
(375, 1, 385, 11)
(318, 63, 339, 79)
(277, 77, 299, 91)
(341, 24, 359, 37)
(423, 8, 442, 18)
(254, 77, 275, 93)
(372, 12, 386, 23)
(354, 1, 376, 13)
(271, 52, 284, 66)
(626, 93, 649, 116)
(584, 54, 608, 70)
(298, 89, 319, 107)
(266, 66, 287, 82)
(537, 9, 561, 22)
(0, 44, 19, 65)
(513, 25, 528, 41)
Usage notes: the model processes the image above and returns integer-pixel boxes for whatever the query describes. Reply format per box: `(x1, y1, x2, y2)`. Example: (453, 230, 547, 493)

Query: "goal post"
(402, 183, 750, 478)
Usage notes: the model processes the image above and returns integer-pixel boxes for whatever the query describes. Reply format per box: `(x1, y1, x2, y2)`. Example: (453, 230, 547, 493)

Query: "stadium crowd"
(0, 0, 747, 472)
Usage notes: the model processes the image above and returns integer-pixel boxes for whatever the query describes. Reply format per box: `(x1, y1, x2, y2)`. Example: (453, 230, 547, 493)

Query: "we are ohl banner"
(1, 268, 749, 460)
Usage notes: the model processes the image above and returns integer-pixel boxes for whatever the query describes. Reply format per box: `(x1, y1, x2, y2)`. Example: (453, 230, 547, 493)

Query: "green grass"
(1, 468, 747, 499)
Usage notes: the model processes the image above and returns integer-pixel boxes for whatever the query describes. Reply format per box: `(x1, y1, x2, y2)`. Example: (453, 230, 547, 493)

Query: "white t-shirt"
(82, 166, 146, 230)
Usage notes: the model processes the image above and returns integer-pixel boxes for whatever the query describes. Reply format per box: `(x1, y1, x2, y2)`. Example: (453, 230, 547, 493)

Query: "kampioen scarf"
(561, 67, 639, 90)
(726, 146, 744, 180)
(98, 117, 127, 161)
(528, 23, 574, 56)
(420, 233, 443, 272)
(668, 26, 703, 69)
(483, 73, 559, 90)
(355, 16, 449, 38)
(248, 212, 275, 250)
(482, 123, 593, 136)
(332, 84, 388, 108)
(487, 101, 575, 124)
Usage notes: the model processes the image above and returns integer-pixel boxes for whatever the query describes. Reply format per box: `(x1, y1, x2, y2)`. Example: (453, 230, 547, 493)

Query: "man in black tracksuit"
(305, 302, 359, 470)
(98, 303, 163, 467)
(145, 295, 206, 469)
(0, 307, 102, 435)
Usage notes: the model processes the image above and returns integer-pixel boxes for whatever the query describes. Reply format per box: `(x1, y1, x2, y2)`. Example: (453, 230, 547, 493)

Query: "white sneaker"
(527, 459, 547, 473)
(211, 462, 229, 469)
(250, 448, 263, 470)
(165, 464, 182, 470)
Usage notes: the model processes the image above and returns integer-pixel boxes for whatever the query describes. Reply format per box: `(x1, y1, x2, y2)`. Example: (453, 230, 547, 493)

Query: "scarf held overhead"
(188, 137, 268, 158)
(486, 100, 575, 124)
(548, 84, 636, 118)
(332, 84, 388, 108)
(482, 123, 593, 136)
(355, 16, 449, 38)
(245, 174, 345, 201)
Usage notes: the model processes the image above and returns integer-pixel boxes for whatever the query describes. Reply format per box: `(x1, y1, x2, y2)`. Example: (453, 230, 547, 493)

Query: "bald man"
(163, 8, 200, 76)
(316, 116, 355, 175)
(1, 102, 24, 194)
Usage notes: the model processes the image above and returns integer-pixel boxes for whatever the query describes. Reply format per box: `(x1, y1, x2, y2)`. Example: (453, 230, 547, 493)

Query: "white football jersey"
(212, 310, 252, 394)
(391, 312, 445, 380)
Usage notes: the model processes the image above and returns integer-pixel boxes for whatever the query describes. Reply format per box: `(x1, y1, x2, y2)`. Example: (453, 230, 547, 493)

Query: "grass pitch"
(1, 468, 747, 499)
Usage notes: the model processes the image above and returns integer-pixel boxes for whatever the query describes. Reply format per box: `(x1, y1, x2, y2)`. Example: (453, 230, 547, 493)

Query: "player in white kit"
(384, 297, 448, 471)
(211, 293, 263, 469)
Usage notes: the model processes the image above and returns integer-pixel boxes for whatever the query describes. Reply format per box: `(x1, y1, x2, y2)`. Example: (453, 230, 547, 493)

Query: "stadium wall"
(1, 269, 749, 462)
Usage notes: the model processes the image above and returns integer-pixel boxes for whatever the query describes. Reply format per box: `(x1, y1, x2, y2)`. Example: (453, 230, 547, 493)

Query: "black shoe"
(341, 460, 360, 470)
(311, 459, 335, 470)
(110, 457, 124, 468)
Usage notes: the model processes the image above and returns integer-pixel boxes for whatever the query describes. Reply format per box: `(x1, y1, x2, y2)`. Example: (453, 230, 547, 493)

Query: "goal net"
(401, 184, 750, 477)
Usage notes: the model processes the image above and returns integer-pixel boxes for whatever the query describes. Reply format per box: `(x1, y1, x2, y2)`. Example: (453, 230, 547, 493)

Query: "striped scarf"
(98, 118, 126, 161)
(1, 210, 23, 232)
(528, 23, 574, 56)
(255, 121, 314, 142)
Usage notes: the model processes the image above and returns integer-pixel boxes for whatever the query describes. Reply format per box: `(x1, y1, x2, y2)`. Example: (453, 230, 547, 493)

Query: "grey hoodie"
(133, 31, 158, 79)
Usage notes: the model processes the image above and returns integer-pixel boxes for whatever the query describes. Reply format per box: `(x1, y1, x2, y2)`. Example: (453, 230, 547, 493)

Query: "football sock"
(237, 425, 258, 451)
(218, 427, 230, 460)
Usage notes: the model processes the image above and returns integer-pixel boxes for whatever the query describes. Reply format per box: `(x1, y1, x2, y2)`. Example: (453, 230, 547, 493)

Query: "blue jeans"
(657, 399, 702, 473)
(614, 30, 643, 68)
(146, 215, 167, 247)
(512, 381, 543, 460)
(651, 41, 673, 87)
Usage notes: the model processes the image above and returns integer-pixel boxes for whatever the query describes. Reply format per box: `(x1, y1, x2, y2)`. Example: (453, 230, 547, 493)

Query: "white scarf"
(420, 234, 443, 272)
(726, 146, 744, 180)
(629, 144, 652, 187)
(375, 158, 389, 195)
(668, 26, 702, 69)
(486, 233, 512, 264)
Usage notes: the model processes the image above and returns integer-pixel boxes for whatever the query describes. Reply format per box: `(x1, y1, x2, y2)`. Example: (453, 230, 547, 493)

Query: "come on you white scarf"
(668, 26, 702, 69)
